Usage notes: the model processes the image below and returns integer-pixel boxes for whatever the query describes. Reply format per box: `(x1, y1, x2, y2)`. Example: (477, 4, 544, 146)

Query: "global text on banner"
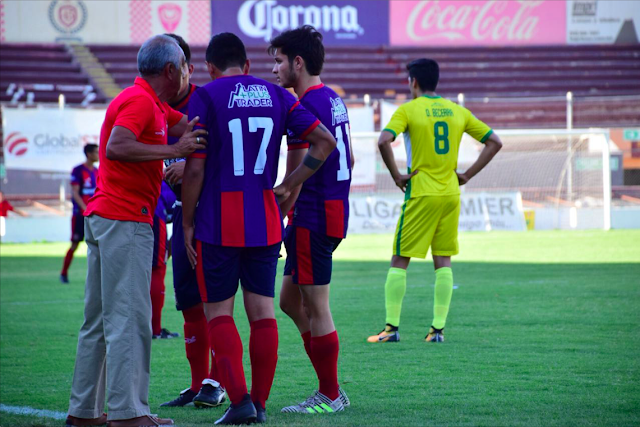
(2, 107, 105, 173)
(211, 0, 389, 46)
(389, 0, 566, 46)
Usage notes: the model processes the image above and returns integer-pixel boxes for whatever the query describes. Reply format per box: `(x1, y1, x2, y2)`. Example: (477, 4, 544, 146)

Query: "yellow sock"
(433, 267, 453, 329)
(385, 268, 407, 327)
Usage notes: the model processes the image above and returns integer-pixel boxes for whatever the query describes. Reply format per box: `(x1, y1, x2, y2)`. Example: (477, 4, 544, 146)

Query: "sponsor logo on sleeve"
(330, 97, 348, 126)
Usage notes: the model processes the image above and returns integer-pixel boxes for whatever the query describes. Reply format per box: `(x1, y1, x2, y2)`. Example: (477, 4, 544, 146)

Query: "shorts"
(393, 195, 460, 258)
(283, 225, 342, 285)
(195, 240, 281, 303)
(71, 214, 85, 242)
(171, 205, 202, 311)
(152, 216, 167, 268)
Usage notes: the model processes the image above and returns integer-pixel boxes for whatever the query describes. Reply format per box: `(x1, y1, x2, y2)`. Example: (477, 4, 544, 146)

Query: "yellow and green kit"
(384, 95, 493, 258)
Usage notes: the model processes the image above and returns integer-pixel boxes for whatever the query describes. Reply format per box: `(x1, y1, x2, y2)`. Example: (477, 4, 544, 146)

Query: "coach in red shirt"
(66, 35, 206, 427)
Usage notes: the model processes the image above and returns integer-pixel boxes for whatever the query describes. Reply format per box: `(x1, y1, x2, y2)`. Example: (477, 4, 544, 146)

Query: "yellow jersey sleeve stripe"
(480, 129, 494, 143)
(383, 128, 397, 140)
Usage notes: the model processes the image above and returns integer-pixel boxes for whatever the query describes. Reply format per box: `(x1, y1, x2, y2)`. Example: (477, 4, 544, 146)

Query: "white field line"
(0, 299, 84, 306)
(0, 403, 67, 420)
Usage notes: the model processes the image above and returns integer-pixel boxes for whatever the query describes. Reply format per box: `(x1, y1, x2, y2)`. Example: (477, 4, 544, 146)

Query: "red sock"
(150, 264, 166, 335)
(183, 304, 210, 392)
(209, 343, 221, 386)
(311, 331, 340, 400)
(249, 318, 278, 409)
(301, 331, 317, 369)
(208, 316, 247, 404)
(61, 248, 74, 276)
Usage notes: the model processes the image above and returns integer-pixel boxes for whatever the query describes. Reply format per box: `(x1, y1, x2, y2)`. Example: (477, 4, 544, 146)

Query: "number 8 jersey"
(288, 84, 353, 239)
(383, 95, 493, 199)
(188, 75, 320, 247)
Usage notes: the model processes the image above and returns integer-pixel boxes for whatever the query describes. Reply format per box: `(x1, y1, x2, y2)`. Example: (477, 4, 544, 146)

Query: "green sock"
(385, 267, 407, 327)
(433, 267, 453, 330)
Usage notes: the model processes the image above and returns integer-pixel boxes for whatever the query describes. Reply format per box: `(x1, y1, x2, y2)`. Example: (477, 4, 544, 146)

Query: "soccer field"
(1, 231, 639, 427)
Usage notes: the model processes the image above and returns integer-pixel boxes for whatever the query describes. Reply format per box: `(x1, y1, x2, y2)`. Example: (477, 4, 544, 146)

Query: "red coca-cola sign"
(390, 0, 566, 46)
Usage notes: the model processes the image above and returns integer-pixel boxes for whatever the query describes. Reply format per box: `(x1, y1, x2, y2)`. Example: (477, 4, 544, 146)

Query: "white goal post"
(345, 128, 612, 233)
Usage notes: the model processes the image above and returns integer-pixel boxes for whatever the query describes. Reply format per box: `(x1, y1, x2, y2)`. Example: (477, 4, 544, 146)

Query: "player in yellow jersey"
(367, 58, 502, 343)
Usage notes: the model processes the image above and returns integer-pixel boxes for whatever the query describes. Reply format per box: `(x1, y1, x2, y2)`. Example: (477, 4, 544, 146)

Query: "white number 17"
(228, 117, 274, 176)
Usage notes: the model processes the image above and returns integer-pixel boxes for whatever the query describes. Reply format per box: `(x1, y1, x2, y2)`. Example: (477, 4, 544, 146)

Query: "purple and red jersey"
(188, 74, 320, 248)
(165, 83, 197, 200)
(152, 181, 176, 267)
(288, 84, 352, 238)
(70, 164, 98, 214)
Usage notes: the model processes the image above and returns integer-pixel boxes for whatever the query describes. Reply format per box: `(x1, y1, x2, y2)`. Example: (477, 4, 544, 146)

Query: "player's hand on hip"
(173, 116, 208, 157)
(394, 170, 418, 193)
(183, 224, 198, 269)
(457, 172, 470, 186)
(164, 161, 185, 185)
(273, 184, 291, 206)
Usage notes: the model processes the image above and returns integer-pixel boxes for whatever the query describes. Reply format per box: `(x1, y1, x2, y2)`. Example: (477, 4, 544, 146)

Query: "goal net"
(347, 129, 612, 233)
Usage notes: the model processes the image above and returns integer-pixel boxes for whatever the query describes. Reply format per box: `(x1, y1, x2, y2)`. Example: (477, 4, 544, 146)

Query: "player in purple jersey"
(60, 143, 98, 284)
(158, 34, 227, 409)
(270, 26, 354, 414)
(150, 181, 178, 340)
(181, 33, 336, 425)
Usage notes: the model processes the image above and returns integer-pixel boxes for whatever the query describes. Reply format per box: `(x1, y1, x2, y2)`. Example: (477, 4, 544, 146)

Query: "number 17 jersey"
(289, 84, 352, 238)
(188, 74, 320, 248)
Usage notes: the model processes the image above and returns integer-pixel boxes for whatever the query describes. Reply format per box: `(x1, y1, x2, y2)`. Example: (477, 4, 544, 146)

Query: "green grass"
(1, 231, 639, 426)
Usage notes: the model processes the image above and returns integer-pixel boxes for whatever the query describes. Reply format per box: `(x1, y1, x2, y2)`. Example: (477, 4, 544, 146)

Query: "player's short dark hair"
(268, 25, 325, 76)
(165, 33, 191, 64)
(406, 58, 439, 92)
(206, 33, 247, 71)
(84, 144, 98, 157)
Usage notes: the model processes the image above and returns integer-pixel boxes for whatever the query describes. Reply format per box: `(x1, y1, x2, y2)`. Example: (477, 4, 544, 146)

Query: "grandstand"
(1, 43, 639, 129)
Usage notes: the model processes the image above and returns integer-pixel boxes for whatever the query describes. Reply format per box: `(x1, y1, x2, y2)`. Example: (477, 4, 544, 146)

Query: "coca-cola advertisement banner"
(210, 0, 389, 45)
(389, 0, 566, 46)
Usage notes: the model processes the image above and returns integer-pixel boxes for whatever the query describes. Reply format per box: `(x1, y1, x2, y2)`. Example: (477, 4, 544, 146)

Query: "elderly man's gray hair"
(137, 34, 185, 77)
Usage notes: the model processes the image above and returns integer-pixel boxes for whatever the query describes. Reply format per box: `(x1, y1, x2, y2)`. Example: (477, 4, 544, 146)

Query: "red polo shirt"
(0, 200, 14, 217)
(85, 77, 183, 225)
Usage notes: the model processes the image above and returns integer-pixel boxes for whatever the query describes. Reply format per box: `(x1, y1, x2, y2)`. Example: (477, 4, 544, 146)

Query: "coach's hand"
(164, 161, 185, 185)
(456, 172, 470, 186)
(173, 117, 208, 158)
(183, 224, 198, 269)
(394, 170, 418, 193)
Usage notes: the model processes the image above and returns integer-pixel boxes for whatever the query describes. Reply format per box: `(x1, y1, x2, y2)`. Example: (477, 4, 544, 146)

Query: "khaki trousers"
(68, 214, 154, 421)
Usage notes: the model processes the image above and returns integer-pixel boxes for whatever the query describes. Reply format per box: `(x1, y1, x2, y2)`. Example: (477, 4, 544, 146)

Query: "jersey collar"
(422, 94, 441, 99)
(300, 83, 325, 101)
(171, 83, 196, 110)
(134, 77, 162, 105)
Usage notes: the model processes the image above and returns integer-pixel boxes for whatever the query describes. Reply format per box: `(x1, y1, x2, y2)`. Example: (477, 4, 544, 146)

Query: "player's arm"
(168, 114, 189, 137)
(378, 130, 417, 193)
(457, 132, 502, 185)
(181, 156, 206, 269)
(279, 147, 307, 216)
(106, 117, 206, 162)
(8, 203, 28, 217)
(348, 125, 355, 168)
(274, 123, 337, 204)
(71, 184, 87, 211)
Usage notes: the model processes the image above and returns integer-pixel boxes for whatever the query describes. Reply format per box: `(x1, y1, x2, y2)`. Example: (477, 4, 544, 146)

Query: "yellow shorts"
(393, 195, 460, 258)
